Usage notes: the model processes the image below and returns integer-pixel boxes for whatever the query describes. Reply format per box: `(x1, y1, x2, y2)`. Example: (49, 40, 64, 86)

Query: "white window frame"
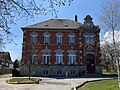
(69, 52, 76, 64)
(43, 52, 50, 64)
(84, 35, 89, 43)
(32, 53, 37, 63)
(44, 34, 50, 44)
(56, 33, 63, 44)
(84, 34, 95, 43)
(69, 35, 75, 44)
(57, 35, 62, 44)
(31, 33, 37, 44)
(90, 34, 94, 43)
(56, 52, 63, 64)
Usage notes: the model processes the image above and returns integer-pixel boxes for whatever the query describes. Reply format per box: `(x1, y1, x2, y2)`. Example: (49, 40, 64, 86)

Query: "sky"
(3, 0, 119, 61)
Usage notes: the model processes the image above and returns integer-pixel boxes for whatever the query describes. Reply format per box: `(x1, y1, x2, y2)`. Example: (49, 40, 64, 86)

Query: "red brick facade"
(20, 15, 102, 76)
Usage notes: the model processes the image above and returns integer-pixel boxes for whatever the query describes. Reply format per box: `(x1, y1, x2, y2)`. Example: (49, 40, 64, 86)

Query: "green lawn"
(0, 73, 10, 76)
(7, 78, 38, 84)
(77, 79, 119, 90)
(102, 69, 117, 75)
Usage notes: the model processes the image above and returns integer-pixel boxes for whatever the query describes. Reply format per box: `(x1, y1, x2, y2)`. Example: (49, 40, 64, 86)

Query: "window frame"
(69, 51, 76, 64)
(69, 35, 75, 44)
(84, 34, 94, 43)
(84, 34, 89, 43)
(32, 53, 37, 63)
(43, 52, 50, 64)
(31, 33, 38, 44)
(44, 33, 50, 44)
(56, 33, 63, 44)
(56, 52, 63, 64)
(90, 34, 94, 43)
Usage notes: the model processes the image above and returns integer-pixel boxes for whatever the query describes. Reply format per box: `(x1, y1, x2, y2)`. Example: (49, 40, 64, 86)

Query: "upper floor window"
(90, 34, 94, 43)
(69, 51, 76, 64)
(56, 33, 63, 44)
(84, 35, 89, 43)
(84, 34, 94, 43)
(69, 34, 75, 44)
(31, 33, 38, 44)
(44, 33, 50, 44)
(43, 52, 50, 64)
(56, 52, 63, 64)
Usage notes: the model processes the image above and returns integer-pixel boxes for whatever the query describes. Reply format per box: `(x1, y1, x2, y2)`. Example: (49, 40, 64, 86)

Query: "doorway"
(86, 54, 95, 73)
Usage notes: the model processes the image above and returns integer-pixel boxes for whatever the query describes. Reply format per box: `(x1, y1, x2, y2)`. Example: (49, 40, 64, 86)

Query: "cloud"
(101, 30, 120, 45)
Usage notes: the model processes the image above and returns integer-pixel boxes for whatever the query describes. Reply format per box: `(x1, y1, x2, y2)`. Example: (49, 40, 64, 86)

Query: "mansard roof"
(22, 19, 82, 30)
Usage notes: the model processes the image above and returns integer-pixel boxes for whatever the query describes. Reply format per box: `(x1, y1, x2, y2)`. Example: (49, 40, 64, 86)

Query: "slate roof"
(22, 19, 83, 30)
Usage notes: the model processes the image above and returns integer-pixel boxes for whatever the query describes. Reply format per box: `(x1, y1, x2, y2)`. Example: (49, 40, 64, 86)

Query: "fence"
(0, 69, 12, 74)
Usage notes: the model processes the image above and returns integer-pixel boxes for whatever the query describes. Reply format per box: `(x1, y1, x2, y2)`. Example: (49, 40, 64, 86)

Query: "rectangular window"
(56, 52, 63, 64)
(43, 70, 48, 75)
(57, 70, 62, 75)
(71, 70, 75, 75)
(32, 53, 37, 63)
(43, 53, 50, 64)
(84, 35, 89, 43)
(69, 36, 75, 44)
(32, 35, 37, 44)
(44, 35, 50, 44)
(90, 35, 94, 43)
(69, 52, 76, 64)
(57, 36, 62, 44)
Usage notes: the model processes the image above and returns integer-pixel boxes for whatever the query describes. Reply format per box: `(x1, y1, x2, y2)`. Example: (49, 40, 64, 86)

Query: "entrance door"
(86, 54, 95, 73)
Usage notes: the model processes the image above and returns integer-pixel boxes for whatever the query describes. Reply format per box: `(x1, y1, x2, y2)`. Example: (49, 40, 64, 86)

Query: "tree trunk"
(28, 66, 31, 80)
(113, 30, 120, 88)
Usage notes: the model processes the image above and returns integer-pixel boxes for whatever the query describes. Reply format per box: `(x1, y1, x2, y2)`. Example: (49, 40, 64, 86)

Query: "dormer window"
(56, 33, 63, 44)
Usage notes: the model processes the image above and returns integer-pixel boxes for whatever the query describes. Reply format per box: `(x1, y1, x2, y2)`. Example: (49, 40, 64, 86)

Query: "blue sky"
(4, 0, 104, 61)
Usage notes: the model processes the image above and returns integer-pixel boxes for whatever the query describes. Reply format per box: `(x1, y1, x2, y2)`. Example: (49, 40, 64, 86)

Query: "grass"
(102, 69, 117, 75)
(7, 78, 38, 84)
(0, 73, 10, 76)
(77, 79, 119, 90)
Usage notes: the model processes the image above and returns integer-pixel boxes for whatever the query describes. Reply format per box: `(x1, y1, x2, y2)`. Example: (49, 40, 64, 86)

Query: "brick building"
(20, 15, 102, 76)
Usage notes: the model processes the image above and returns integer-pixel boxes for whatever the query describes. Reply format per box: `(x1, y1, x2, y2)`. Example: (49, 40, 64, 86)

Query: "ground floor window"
(70, 70, 75, 75)
(43, 70, 48, 75)
(57, 70, 62, 75)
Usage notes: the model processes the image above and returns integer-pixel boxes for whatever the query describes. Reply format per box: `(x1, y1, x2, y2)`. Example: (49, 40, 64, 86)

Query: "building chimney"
(75, 15, 78, 22)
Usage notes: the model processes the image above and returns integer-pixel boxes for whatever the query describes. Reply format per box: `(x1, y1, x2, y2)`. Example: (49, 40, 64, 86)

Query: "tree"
(0, 0, 73, 49)
(101, 41, 119, 72)
(25, 38, 42, 80)
(99, 0, 120, 88)
(13, 59, 20, 68)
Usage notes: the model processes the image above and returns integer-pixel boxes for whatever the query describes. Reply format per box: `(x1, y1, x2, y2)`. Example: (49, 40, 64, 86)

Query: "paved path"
(0, 74, 115, 90)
